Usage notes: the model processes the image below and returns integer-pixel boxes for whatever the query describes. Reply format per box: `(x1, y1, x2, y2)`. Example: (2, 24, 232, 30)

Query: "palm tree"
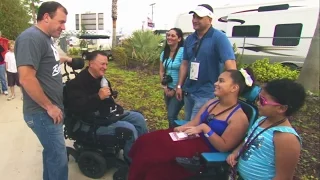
(111, 0, 118, 48)
(297, 12, 319, 93)
(23, 0, 40, 24)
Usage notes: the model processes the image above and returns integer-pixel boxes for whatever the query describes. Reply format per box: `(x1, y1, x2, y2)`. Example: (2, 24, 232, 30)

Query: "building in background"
(75, 12, 104, 31)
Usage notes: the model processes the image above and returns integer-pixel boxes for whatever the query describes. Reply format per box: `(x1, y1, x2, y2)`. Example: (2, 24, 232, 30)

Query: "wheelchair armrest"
(200, 152, 230, 167)
(87, 112, 130, 126)
(174, 120, 188, 126)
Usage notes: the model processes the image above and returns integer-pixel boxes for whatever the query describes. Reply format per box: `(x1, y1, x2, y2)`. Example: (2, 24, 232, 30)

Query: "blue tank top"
(199, 100, 241, 152)
(238, 116, 301, 180)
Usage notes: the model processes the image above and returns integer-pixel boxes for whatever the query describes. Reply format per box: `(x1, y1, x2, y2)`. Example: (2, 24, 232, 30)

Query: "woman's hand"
(174, 125, 187, 132)
(226, 153, 238, 167)
(183, 124, 204, 135)
(166, 89, 175, 97)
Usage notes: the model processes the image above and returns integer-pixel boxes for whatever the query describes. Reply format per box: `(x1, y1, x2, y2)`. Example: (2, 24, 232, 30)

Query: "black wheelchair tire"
(78, 151, 107, 179)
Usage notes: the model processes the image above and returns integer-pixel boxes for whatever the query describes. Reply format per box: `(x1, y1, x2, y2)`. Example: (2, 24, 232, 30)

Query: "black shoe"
(176, 156, 201, 172)
(113, 166, 129, 180)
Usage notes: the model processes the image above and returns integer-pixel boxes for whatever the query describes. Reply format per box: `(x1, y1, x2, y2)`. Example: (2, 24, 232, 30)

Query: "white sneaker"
(4, 91, 8, 95)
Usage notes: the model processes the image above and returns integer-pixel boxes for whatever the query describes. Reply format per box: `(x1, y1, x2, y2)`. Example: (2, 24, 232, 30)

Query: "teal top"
(160, 47, 184, 89)
(238, 116, 302, 180)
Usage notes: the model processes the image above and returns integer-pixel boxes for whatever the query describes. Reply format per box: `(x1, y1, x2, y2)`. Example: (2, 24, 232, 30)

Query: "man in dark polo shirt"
(15, 2, 72, 180)
(176, 4, 237, 121)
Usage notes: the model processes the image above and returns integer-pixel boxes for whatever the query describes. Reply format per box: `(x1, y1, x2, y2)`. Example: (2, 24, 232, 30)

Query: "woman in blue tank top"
(128, 68, 256, 180)
(159, 28, 184, 128)
(227, 79, 306, 180)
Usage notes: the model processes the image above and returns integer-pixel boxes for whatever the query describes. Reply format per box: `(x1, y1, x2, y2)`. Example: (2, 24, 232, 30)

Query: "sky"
(43, 0, 285, 35)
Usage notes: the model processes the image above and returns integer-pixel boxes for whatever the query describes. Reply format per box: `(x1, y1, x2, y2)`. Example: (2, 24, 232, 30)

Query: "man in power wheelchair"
(62, 51, 148, 179)
(127, 68, 260, 180)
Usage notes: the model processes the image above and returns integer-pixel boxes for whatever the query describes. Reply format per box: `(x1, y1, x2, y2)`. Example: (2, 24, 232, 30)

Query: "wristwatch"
(177, 85, 181, 89)
(204, 130, 214, 138)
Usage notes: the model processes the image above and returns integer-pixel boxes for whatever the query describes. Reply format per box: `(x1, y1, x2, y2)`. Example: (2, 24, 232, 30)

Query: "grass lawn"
(104, 61, 319, 179)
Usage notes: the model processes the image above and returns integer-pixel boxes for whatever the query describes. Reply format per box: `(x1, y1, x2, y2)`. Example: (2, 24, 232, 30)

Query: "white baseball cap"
(189, 4, 214, 18)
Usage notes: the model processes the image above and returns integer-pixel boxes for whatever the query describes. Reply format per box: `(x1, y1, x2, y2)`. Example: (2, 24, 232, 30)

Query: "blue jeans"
(184, 93, 214, 121)
(0, 63, 8, 92)
(164, 94, 184, 128)
(24, 111, 68, 180)
(77, 111, 148, 162)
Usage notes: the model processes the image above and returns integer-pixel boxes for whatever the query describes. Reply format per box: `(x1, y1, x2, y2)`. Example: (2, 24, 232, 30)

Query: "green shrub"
(112, 47, 128, 67)
(68, 47, 80, 56)
(122, 30, 163, 67)
(249, 58, 299, 82)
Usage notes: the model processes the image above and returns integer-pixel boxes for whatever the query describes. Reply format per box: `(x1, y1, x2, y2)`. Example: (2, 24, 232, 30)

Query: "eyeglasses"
(258, 94, 281, 106)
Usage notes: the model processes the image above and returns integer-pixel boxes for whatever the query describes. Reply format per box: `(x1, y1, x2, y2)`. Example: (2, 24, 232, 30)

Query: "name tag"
(190, 61, 200, 80)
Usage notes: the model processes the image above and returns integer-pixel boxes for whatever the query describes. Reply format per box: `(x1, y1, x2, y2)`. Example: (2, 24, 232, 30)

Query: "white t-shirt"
(4, 51, 17, 73)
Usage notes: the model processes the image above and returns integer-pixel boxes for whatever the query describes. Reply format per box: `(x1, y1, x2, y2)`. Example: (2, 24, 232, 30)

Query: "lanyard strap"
(194, 29, 211, 59)
(163, 58, 173, 72)
(206, 102, 238, 123)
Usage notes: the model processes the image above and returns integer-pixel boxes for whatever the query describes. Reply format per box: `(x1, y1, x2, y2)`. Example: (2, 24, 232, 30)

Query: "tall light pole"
(150, 3, 156, 22)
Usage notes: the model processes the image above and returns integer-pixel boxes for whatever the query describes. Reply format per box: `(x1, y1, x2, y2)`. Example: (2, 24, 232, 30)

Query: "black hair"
(198, 4, 214, 13)
(87, 50, 108, 61)
(264, 79, 306, 116)
(226, 67, 255, 96)
(162, 28, 184, 62)
(37, 1, 68, 22)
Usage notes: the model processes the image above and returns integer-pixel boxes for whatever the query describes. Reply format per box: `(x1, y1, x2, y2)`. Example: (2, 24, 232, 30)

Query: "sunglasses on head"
(258, 94, 281, 106)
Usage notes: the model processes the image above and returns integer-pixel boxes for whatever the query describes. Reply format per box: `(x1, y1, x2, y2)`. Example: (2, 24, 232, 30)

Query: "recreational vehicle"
(174, 0, 319, 69)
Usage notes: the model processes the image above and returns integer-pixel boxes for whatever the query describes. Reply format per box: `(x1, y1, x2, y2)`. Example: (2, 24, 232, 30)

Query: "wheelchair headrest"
(67, 58, 85, 70)
(241, 85, 261, 103)
(239, 100, 258, 129)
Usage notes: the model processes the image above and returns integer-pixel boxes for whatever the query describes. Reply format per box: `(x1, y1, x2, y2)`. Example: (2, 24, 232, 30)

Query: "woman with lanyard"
(159, 28, 184, 128)
(227, 79, 306, 180)
(128, 68, 256, 180)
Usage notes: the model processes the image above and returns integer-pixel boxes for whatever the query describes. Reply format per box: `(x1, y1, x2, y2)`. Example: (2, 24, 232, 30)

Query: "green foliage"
(233, 43, 246, 69)
(0, 0, 32, 39)
(112, 47, 128, 67)
(105, 62, 168, 130)
(68, 47, 80, 56)
(249, 58, 299, 82)
(122, 30, 163, 67)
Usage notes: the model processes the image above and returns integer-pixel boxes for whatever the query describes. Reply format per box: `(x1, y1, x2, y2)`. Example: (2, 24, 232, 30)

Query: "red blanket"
(128, 128, 210, 180)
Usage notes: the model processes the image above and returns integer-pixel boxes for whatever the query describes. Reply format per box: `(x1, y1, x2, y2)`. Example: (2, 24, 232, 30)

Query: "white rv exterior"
(174, 0, 319, 68)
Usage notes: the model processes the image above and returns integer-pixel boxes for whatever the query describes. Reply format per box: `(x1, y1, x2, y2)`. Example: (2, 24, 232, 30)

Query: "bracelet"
(204, 130, 214, 138)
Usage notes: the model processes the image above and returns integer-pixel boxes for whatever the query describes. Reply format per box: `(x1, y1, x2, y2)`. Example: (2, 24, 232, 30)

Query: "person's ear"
(231, 84, 239, 93)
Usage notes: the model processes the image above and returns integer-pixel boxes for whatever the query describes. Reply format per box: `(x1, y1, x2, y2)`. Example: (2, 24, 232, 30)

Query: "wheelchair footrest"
(201, 152, 230, 167)
(175, 156, 201, 172)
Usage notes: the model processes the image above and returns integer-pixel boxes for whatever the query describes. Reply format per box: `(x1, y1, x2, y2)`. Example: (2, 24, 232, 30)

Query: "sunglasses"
(258, 94, 281, 106)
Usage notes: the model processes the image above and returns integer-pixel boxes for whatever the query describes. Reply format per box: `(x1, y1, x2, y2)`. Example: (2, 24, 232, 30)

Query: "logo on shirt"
(50, 44, 61, 77)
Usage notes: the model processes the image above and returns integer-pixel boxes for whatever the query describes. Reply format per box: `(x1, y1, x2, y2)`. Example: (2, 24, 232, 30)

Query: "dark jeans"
(164, 93, 184, 128)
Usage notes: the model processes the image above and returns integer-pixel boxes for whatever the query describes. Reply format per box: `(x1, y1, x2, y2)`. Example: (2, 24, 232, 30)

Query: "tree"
(0, 0, 32, 40)
(22, 0, 41, 25)
(111, 0, 118, 48)
(297, 12, 319, 93)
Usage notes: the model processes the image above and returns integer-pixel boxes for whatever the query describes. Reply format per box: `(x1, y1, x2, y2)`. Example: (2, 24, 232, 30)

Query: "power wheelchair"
(174, 86, 261, 180)
(62, 58, 132, 179)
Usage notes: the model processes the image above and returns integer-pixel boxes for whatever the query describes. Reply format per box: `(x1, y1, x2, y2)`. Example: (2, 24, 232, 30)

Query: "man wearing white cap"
(176, 4, 236, 122)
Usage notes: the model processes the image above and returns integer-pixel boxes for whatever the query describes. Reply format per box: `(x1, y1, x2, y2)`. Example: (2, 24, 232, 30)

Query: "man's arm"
(19, 66, 54, 110)
(216, 34, 237, 70)
(273, 132, 301, 180)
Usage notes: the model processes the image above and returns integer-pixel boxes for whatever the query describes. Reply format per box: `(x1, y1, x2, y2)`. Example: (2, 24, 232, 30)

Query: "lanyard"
(230, 117, 287, 180)
(206, 102, 238, 123)
(193, 29, 211, 60)
(163, 58, 173, 72)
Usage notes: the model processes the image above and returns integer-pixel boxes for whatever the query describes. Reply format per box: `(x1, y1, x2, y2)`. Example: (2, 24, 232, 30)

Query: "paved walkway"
(0, 48, 116, 179)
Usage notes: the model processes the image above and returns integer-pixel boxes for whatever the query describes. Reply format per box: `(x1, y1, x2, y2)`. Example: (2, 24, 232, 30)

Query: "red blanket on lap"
(128, 128, 210, 180)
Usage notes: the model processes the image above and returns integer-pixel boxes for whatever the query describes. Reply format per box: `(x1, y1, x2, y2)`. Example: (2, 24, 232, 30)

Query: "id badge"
(190, 61, 200, 80)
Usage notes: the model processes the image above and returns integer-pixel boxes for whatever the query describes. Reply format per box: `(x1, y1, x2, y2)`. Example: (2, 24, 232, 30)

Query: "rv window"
(232, 25, 260, 37)
(273, 23, 302, 46)
(258, 4, 289, 12)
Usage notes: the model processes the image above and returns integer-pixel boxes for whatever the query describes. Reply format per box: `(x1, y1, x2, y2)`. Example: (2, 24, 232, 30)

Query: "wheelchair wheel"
(78, 151, 107, 179)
